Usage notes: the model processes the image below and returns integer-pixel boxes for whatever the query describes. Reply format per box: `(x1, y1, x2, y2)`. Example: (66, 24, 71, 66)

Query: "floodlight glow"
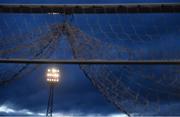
(46, 68, 60, 83)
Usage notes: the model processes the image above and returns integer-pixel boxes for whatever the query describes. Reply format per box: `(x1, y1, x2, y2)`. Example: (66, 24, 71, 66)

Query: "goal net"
(0, 4, 180, 116)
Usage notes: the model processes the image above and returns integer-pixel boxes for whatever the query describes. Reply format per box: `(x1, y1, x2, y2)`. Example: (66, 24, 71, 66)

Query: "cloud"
(0, 104, 128, 117)
(0, 104, 34, 115)
(0, 105, 15, 113)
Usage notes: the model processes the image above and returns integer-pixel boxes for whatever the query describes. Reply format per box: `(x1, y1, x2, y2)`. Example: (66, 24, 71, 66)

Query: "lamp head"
(46, 68, 60, 84)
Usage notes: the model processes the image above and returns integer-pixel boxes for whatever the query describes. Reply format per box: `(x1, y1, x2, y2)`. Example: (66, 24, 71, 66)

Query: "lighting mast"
(46, 68, 60, 117)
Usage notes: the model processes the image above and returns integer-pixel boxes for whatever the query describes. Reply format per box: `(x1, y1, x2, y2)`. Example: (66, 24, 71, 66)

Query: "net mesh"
(0, 6, 180, 116)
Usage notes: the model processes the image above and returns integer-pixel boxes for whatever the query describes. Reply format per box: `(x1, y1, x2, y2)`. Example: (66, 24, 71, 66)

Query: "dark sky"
(0, 0, 180, 117)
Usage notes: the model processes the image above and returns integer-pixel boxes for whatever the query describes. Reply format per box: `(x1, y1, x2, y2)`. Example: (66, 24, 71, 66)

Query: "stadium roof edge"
(0, 3, 180, 14)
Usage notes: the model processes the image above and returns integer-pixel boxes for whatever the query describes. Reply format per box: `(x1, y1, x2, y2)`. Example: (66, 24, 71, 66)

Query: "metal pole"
(1, 59, 180, 65)
(46, 84, 54, 117)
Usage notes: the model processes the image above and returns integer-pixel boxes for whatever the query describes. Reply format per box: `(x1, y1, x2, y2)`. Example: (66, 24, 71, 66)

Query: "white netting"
(0, 6, 180, 116)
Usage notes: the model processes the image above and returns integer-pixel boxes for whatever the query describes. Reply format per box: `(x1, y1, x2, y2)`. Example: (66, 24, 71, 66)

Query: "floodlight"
(46, 68, 60, 83)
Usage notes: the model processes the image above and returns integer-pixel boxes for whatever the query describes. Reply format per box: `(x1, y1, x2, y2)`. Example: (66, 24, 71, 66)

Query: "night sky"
(0, 0, 180, 117)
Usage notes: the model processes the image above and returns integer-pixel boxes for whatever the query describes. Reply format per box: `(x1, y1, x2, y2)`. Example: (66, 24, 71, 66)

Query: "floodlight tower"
(46, 68, 60, 117)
